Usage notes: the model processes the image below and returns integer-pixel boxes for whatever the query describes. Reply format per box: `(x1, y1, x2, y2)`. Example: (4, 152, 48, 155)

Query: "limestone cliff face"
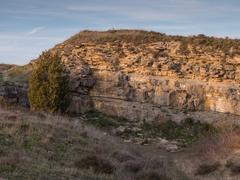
(48, 30, 240, 120)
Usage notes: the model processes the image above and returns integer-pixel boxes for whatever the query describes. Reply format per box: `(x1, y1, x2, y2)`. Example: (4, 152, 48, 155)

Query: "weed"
(84, 110, 129, 128)
(0, 134, 14, 147)
(0, 164, 17, 174)
(74, 155, 115, 174)
(111, 150, 135, 163)
(123, 160, 143, 173)
(195, 162, 220, 175)
(23, 134, 41, 150)
(226, 159, 240, 175)
(136, 170, 170, 180)
(140, 118, 217, 145)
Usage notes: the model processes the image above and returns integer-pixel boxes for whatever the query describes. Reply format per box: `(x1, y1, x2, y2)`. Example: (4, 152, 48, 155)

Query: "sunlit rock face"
(47, 30, 240, 121)
(89, 71, 240, 120)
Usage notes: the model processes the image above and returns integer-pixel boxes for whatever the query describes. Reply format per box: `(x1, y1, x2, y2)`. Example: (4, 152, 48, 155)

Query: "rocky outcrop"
(0, 82, 29, 107)
(67, 62, 96, 113)
(45, 30, 240, 120)
(90, 71, 240, 120)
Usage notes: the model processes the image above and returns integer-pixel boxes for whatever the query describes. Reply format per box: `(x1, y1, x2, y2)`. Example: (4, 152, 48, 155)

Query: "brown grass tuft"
(194, 162, 220, 176)
(74, 155, 115, 174)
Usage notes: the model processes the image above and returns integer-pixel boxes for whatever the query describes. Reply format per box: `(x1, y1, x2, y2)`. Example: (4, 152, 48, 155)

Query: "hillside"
(0, 64, 15, 81)
(0, 107, 187, 179)
(1, 30, 240, 119)
(0, 30, 240, 180)
(0, 107, 239, 180)
(45, 30, 240, 119)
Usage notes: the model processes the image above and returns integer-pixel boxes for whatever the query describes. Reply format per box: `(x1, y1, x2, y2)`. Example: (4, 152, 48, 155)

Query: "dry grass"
(192, 126, 240, 163)
(63, 29, 240, 55)
(0, 107, 190, 179)
(135, 170, 170, 180)
(226, 158, 240, 175)
(175, 122, 240, 178)
(194, 162, 221, 175)
(0, 107, 239, 179)
(74, 155, 115, 174)
(3, 64, 32, 84)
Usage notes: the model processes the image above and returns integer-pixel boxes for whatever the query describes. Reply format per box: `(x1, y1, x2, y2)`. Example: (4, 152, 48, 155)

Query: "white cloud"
(27, 26, 46, 36)
(67, 5, 117, 12)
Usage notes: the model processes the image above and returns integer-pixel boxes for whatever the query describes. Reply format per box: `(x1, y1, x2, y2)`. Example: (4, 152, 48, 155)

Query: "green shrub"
(140, 118, 218, 145)
(28, 52, 69, 113)
(84, 110, 129, 128)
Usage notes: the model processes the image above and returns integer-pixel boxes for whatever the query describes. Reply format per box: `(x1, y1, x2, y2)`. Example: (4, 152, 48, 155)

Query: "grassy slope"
(0, 108, 185, 180)
(0, 108, 239, 180)
(0, 64, 16, 82)
(2, 64, 32, 84)
(1, 30, 240, 179)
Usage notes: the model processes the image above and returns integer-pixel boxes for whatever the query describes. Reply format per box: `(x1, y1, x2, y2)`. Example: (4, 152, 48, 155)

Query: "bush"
(140, 118, 217, 145)
(195, 162, 220, 175)
(226, 159, 240, 175)
(136, 170, 170, 180)
(74, 155, 115, 174)
(28, 52, 69, 113)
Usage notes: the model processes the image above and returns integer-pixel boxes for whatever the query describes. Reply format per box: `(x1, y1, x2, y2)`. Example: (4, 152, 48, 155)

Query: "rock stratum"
(28, 30, 240, 120)
(43, 30, 240, 120)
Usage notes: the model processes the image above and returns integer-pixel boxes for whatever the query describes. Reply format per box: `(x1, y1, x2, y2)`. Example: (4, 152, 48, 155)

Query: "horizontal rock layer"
(89, 71, 240, 121)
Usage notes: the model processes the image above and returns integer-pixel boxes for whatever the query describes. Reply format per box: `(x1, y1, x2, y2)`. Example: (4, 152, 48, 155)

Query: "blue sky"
(1, 0, 240, 65)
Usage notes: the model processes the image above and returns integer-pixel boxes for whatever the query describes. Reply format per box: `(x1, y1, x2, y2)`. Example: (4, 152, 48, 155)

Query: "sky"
(1, 0, 240, 65)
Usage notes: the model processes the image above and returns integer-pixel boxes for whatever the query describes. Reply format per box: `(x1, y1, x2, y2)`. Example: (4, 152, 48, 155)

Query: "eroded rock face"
(90, 71, 240, 120)
(46, 31, 240, 121)
(67, 61, 96, 114)
(0, 82, 29, 107)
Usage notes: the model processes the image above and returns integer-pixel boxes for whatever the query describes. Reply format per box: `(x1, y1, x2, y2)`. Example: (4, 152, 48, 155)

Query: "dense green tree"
(28, 52, 69, 113)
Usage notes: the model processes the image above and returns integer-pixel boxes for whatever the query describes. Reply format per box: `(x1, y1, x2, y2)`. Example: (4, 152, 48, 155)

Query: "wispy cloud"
(26, 26, 46, 36)
(67, 5, 117, 12)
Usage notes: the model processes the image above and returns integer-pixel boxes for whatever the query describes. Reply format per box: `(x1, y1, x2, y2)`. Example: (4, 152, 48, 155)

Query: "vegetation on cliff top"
(65, 30, 240, 55)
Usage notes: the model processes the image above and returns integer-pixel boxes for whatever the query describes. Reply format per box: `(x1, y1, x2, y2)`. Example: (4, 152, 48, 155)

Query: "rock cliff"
(42, 30, 240, 120)
(0, 81, 29, 107)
